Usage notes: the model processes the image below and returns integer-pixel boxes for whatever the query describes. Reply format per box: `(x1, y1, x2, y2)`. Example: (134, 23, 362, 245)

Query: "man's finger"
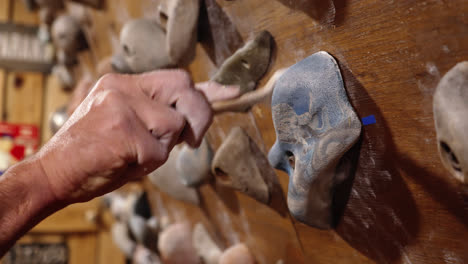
(130, 95, 186, 149)
(127, 117, 174, 179)
(195, 82, 240, 103)
(134, 70, 212, 147)
(134, 70, 193, 103)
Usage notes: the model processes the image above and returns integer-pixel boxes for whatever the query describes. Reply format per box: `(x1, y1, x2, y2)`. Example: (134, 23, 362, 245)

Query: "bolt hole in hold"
(14, 75, 24, 89)
(286, 151, 295, 169)
(123, 44, 131, 55)
(241, 59, 250, 69)
(159, 11, 168, 24)
(440, 141, 462, 172)
(214, 167, 230, 182)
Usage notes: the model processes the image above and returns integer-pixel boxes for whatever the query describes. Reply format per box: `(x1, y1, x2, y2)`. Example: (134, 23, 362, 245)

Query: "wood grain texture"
(68, 233, 97, 264)
(81, 0, 468, 263)
(5, 72, 43, 126)
(30, 198, 100, 233)
(96, 225, 126, 264)
(214, 0, 468, 263)
(12, 0, 38, 25)
(0, 69, 4, 121)
(0, 0, 10, 22)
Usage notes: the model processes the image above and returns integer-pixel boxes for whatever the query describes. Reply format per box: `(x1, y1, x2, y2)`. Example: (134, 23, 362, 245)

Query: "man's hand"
(39, 70, 238, 204)
(0, 70, 239, 256)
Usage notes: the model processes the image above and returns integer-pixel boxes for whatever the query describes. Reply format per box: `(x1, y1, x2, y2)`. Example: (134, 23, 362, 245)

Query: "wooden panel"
(96, 226, 126, 264)
(41, 75, 71, 144)
(5, 72, 43, 126)
(0, 0, 10, 22)
(31, 198, 100, 233)
(68, 233, 97, 264)
(12, 0, 38, 25)
(0, 69, 4, 121)
(213, 0, 468, 263)
(82, 0, 468, 264)
(17, 234, 66, 244)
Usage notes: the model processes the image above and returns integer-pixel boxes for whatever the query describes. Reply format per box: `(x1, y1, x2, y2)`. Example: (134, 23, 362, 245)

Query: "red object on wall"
(0, 123, 39, 174)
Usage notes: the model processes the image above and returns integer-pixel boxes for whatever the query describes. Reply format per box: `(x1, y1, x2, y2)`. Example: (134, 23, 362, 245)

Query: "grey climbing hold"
(268, 51, 361, 229)
(176, 139, 213, 187)
(148, 146, 200, 205)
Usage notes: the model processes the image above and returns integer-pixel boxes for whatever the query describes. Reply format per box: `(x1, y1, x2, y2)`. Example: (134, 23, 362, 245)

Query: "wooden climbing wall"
(2, 0, 467, 263)
(75, 0, 468, 263)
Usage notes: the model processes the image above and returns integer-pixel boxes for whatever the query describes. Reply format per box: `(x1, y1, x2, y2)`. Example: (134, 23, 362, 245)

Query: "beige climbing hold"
(158, 223, 200, 264)
(212, 127, 279, 204)
(192, 223, 222, 264)
(219, 244, 255, 264)
(113, 18, 171, 73)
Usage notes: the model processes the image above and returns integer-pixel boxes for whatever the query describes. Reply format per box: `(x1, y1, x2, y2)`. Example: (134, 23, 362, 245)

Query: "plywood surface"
(12, 0, 38, 25)
(31, 199, 100, 233)
(70, 0, 468, 263)
(68, 233, 97, 264)
(0, 0, 9, 22)
(214, 0, 468, 263)
(5, 72, 44, 126)
(0, 70, 4, 121)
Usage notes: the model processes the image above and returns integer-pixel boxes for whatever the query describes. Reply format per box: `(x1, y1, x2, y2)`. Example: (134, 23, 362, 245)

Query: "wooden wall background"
(1, 0, 467, 263)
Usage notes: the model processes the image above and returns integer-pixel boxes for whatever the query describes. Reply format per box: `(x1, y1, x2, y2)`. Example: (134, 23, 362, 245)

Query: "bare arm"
(0, 157, 62, 256)
(0, 70, 239, 256)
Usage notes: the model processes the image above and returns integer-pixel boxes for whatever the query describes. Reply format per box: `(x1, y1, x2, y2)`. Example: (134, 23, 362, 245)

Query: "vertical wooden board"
(5, 72, 43, 126)
(68, 233, 97, 264)
(12, 0, 38, 25)
(0, 0, 10, 22)
(96, 228, 126, 264)
(0, 69, 4, 121)
(42, 75, 71, 144)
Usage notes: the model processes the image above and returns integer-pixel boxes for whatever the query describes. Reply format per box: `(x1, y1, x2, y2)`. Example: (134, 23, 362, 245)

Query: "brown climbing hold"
(433, 61, 468, 184)
(219, 244, 255, 264)
(165, 0, 200, 66)
(212, 127, 279, 205)
(158, 223, 200, 264)
(211, 31, 273, 94)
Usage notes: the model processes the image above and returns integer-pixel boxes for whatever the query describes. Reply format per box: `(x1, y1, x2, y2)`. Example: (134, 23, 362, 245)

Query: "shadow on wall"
(334, 63, 421, 264)
(275, 0, 348, 25)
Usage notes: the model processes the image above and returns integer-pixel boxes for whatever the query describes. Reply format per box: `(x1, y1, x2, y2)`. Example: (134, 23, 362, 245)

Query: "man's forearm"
(0, 156, 63, 256)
